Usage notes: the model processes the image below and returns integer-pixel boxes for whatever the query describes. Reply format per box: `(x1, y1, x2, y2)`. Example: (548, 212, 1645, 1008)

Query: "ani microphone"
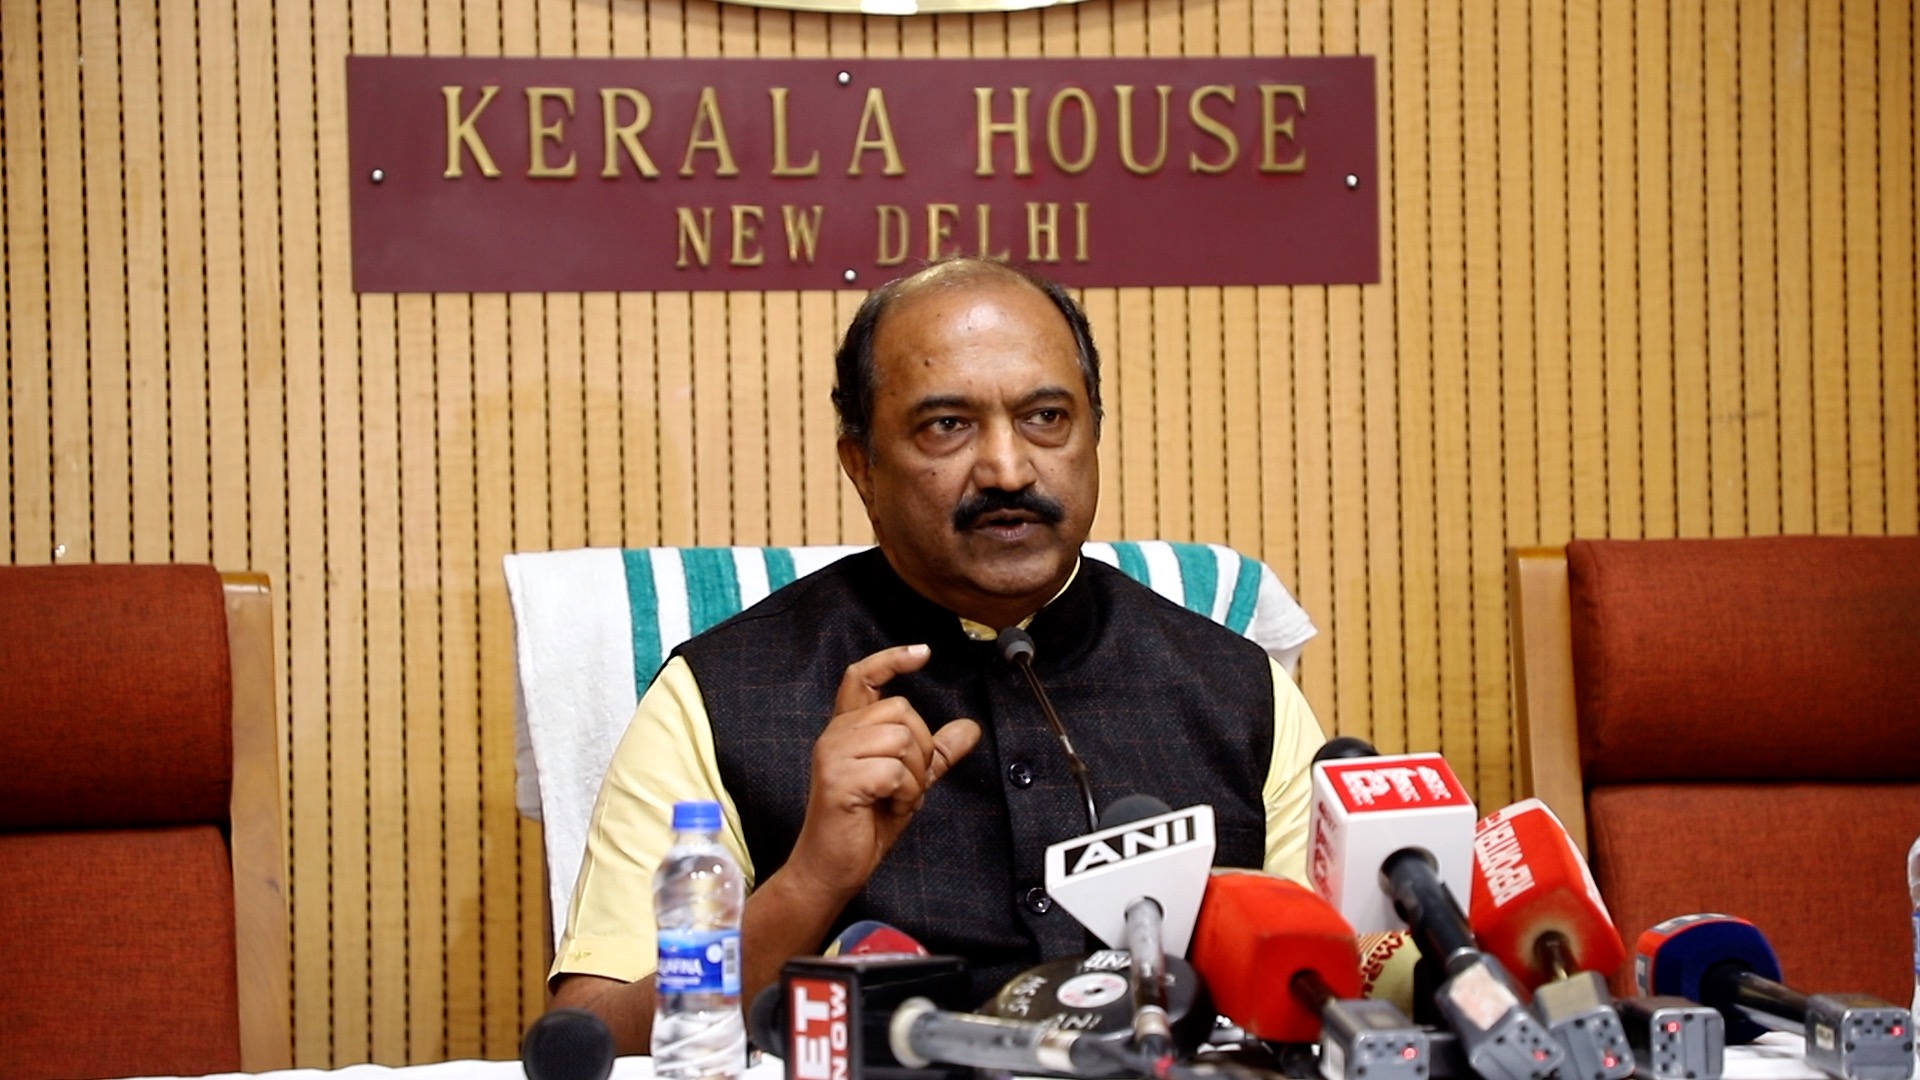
(1191, 869, 1430, 1080)
(1468, 799, 1635, 1080)
(1636, 914, 1915, 1080)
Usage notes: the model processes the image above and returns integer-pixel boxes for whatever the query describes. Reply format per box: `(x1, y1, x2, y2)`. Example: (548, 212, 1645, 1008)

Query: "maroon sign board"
(347, 56, 1378, 293)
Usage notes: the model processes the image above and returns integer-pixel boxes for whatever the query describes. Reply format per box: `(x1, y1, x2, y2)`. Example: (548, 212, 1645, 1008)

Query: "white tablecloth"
(123, 1035, 1848, 1080)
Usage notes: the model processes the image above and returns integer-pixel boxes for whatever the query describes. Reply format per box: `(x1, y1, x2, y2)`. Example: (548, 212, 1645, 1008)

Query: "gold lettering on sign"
(847, 89, 904, 177)
(1026, 202, 1059, 262)
(680, 88, 741, 177)
(976, 205, 1012, 260)
(1046, 88, 1096, 175)
(1259, 84, 1306, 173)
(1074, 201, 1090, 262)
(677, 207, 715, 267)
(1115, 85, 1172, 176)
(875, 205, 909, 265)
(782, 206, 825, 263)
(731, 205, 765, 266)
(600, 88, 660, 179)
(526, 87, 577, 178)
(974, 87, 1034, 177)
(770, 88, 822, 177)
(927, 203, 962, 260)
(442, 85, 502, 178)
(1188, 85, 1239, 174)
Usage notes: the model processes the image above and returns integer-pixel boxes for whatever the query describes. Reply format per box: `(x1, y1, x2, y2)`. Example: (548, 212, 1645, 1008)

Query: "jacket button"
(1024, 886, 1053, 914)
(1007, 762, 1034, 788)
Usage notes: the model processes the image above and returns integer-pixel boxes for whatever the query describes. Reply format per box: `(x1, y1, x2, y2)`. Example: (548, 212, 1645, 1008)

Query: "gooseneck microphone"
(997, 626, 1097, 831)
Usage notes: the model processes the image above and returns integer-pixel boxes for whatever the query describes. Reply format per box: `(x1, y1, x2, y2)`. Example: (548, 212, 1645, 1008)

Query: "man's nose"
(972, 420, 1038, 491)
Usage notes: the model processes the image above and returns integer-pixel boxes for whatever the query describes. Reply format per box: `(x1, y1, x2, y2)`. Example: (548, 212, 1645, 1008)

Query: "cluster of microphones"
(522, 640, 1917, 1080)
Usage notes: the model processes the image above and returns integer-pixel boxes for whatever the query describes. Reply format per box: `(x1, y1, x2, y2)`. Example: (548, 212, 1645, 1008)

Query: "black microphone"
(521, 1008, 616, 1080)
(997, 625, 1097, 831)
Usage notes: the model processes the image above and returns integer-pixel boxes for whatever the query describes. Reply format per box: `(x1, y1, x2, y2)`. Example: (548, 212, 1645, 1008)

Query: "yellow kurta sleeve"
(1262, 657, 1327, 881)
(549, 657, 753, 986)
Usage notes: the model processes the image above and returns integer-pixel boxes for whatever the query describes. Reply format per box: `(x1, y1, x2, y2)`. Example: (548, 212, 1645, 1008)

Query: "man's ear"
(838, 436, 876, 507)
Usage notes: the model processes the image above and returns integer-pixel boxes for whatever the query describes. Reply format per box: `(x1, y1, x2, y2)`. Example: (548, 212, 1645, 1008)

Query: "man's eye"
(928, 417, 966, 434)
(1026, 408, 1066, 427)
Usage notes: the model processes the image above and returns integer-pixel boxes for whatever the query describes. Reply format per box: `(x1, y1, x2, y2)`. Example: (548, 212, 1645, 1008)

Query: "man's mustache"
(952, 488, 1067, 531)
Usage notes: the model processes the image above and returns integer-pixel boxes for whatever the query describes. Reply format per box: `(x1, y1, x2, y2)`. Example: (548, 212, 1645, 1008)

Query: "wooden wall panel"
(5, 0, 1917, 1065)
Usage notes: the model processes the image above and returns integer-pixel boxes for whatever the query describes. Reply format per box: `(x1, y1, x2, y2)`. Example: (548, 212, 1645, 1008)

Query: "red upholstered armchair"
(0, 564, 291, 1079)
(1509, 536, 1920, 1004)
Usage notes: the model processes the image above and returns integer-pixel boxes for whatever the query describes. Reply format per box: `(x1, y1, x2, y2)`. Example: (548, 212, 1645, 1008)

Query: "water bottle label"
(657, 928, 741, 995)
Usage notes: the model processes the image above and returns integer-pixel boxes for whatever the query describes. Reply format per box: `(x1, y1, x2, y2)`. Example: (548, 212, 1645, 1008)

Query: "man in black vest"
(549, 257, 1326, 1052)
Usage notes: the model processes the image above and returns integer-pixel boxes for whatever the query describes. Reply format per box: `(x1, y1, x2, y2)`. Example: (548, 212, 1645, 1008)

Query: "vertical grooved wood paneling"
(6, 0, 1917, 1066)
(1740, 0, 1780, 538)
(5, 0, 54, 565)
(1601, 1, 1641, 541)
(1638, 0, 1676, 539)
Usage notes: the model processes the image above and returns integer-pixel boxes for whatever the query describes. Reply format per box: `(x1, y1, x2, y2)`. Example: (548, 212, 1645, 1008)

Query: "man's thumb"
(927, 718, 983, 784)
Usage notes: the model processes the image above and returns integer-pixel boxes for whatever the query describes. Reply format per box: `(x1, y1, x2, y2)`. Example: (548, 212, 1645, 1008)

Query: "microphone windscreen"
(825, 919, 930, 957)
(521, 1008, 616, 1080)
(1634, 913, 1782, 1044)
(747, 983, 785, 1056)
(1314, 735, 1380, 763)
(1098, 793, 1173, 829)
(1357, 929, 1421, 1017)
(996, 626, 1036, 665)
(1468, 798, 1626, 987)
(1191, 869, 1362, 1044)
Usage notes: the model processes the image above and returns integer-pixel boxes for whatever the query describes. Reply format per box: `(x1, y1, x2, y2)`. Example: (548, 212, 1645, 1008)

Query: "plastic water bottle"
(652, 800, 746, 1080)
(1908, 833, 1920, 1015)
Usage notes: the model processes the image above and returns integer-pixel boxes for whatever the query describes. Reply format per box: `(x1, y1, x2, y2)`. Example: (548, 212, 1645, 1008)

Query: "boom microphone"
(1192, 870, 1429, 1080)
(1636, 914, 1915, 1080)
(1469, 799, 1634, 1080)
(998, 626, 1097, 831)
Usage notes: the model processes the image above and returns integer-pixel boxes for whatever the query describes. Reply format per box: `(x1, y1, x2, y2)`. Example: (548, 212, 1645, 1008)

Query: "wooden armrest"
(224, 572, 292, 1072)
(1508, 547, 1587, 854)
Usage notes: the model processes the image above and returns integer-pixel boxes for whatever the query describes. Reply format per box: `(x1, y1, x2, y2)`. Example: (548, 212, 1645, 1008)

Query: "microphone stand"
(998, 627, 1098, 832)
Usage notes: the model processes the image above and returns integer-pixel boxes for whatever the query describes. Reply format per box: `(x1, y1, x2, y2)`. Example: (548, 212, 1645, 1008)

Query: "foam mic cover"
(1316, 736, 1382, 762)
(1189, 869, 1362, 1044)
(1468, 798, 1626, 987)
(1309, 750, 1478, 934)
(521, 1008, 616, 1080)
(827, 920, 932, 958)
(1633, 913, 1783, 1045)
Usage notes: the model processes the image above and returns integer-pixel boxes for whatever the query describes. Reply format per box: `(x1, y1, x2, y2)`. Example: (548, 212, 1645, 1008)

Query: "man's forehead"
(871, 279, 1076, 372)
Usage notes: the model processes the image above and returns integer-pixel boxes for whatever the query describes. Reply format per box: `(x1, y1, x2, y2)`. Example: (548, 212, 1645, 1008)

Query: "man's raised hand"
(787, 643, 983, 901)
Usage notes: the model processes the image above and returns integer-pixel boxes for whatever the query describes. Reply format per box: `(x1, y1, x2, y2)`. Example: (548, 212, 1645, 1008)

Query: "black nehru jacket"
(672, 548, 1276, 1004)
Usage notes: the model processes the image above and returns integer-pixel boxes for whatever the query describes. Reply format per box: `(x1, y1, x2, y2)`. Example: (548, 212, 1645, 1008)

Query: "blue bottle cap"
(671, 800, 722, 831)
